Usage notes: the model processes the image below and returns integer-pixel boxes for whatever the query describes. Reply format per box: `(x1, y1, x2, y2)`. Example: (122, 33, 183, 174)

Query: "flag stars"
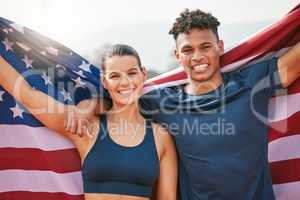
(0, 90, 5, 102)
(46, 46, 58, 56)
(73, 70, 87, 78)
(41, 73, 52, 86)
(60, 88, 72, 102)
(10, 103, 24, 119)
(22, 55, 34, 69)
(16, 42, 31, 52)
(72, 77, 86, 88)
(2, 38, 13, 52)
(77, 60, 91, 73)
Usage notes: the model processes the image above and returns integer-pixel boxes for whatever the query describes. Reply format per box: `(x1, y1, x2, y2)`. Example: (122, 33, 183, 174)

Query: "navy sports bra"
(82, 114, 160, 197)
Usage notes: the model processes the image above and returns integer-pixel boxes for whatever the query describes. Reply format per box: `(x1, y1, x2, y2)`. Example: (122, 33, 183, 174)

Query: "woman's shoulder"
(150, 122, 174, 151)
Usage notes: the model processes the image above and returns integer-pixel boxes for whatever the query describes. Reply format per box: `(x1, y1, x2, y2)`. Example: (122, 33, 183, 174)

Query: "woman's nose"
(119, 75, 130, 86)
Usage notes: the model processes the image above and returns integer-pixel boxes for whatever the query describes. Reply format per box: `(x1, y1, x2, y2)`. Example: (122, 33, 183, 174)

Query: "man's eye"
(182, 49, 193, 54)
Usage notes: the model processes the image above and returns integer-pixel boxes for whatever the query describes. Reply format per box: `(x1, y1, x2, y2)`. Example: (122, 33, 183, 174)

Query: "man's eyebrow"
(181, 44, 193, 49)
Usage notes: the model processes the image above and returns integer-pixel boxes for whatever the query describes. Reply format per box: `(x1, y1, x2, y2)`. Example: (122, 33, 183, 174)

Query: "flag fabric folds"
(0, 4, 300, 200)
(0, 16, 106, 200)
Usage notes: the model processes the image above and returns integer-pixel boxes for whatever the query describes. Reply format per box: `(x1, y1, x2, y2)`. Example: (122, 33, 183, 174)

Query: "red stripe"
(270, 158, 300, 184)
(0, 191, 83, 200)
(268, 112, 300, 142)
(0, 148, 81, 173)
(287, 78, 300, 95)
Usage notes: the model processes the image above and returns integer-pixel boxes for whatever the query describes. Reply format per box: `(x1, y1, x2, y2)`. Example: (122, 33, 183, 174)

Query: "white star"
(22, 55, 34, 69)
(16, 42, 31, 51)
(77, 60, 91, 73)
(46, 46, 58, 56)
(10, 103, 24, 118)
(72, 77, 86, 88)
(41, 73, 52, 86)
(9, 23, 25, 34)
(2, 28, 9, 33)
(0, 90, 5, 102)
(60, 88, 72, 102)
(1, 38, 13, 52)
(73, 70, 87, 78)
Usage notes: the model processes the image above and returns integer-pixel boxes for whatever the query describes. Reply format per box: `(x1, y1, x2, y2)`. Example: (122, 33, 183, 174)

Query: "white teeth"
(118, 89, 134, 94)
(193, 64, 208, 72)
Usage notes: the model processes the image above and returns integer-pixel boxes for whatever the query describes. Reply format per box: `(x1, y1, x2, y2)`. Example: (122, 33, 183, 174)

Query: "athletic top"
(82, 114, 160, 197)
(139, 57, 282, 200)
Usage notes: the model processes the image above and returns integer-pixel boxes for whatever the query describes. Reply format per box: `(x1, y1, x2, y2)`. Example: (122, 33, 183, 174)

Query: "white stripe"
(269, 134, 300, 162)
(0, 169, 83, 195)
(268, 93, 300, 123)
(273, 181, 300, 200)
(0, 124, 74, 151)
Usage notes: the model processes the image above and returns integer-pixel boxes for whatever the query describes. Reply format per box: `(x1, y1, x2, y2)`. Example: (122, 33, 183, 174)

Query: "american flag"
(0, 16, 106, 200)
(0, 4, 299, 200)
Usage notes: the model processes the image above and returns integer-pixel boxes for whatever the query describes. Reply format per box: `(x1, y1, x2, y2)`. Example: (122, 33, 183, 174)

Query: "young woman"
(0, 44, 177, 200)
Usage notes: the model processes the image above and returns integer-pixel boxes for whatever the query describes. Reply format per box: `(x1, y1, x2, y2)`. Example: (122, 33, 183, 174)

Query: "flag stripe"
(0, 124, 74, 150)
(0, 148, 81, 172)
(269, 134, 300, 163)
(0, 170, 83, 195)
(268, 93, 300, 123)
(273, 181, 300, 200)
(269, 112, 300, 142)
(271, 158, 300, 184)
(0, 191, 83, 200)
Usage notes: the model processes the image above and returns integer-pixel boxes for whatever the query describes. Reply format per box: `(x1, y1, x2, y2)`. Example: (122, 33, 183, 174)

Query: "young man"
(68, 9, 300, 200)
(137, 9, 300, 199)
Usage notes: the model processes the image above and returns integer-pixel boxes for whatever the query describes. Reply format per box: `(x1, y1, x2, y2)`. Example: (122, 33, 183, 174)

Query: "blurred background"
(0, 0, 298, 78)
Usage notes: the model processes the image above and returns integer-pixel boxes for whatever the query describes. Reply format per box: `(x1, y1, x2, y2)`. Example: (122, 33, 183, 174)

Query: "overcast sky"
(0, 0, 298, 72)
(0, 0, 298, 47)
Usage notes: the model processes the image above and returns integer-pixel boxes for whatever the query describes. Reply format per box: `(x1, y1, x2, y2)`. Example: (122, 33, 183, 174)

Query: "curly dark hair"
(169, 9, 220, 40)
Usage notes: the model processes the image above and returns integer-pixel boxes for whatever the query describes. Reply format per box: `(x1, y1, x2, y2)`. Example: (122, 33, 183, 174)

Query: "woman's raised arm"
(0, 55, 89, 144)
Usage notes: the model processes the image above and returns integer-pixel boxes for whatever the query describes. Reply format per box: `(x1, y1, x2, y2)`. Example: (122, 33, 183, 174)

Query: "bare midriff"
(85, 193, 149, 200)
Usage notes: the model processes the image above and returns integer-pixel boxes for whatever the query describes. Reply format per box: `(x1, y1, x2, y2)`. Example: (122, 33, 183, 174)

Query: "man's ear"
(174, 48, 180, 62)
(218, 39, 225, 55)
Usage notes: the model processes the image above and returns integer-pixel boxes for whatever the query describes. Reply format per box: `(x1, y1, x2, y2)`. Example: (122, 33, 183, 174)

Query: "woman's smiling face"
(102, 55, 146, 106)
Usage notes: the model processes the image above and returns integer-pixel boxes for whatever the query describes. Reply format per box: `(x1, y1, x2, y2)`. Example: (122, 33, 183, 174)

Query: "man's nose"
(191, 51, 205, 62)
